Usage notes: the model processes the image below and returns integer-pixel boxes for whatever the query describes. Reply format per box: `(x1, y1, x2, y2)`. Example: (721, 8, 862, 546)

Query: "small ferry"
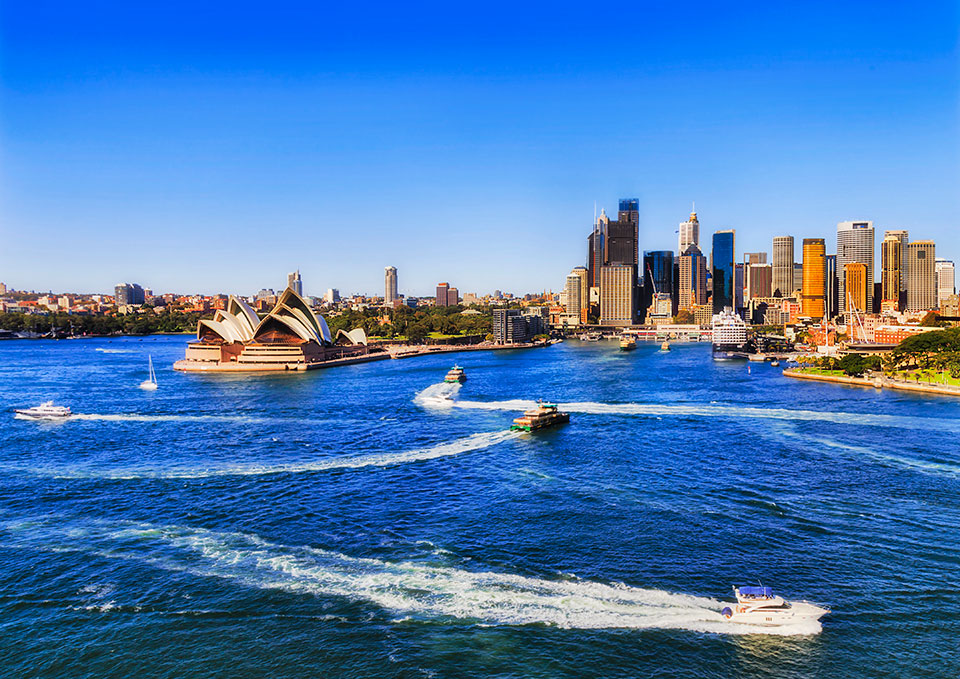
(14, 401, 72, 420)
(660, 340, 671, 351)
(444, 365, 466, 383)
(619, 335, 637, 351)
(721, 586, 828, 627)
(510, 401, 570, 432)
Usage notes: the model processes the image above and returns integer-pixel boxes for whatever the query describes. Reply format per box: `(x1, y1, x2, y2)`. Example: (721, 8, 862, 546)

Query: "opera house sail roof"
(196, 288, 332, 347)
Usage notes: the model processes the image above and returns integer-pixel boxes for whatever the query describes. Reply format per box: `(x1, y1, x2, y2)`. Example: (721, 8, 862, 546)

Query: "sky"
(1, 1, 958, 297)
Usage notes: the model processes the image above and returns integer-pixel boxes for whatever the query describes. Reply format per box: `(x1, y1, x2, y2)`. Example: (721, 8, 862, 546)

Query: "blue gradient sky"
(1, 2, 957, 297)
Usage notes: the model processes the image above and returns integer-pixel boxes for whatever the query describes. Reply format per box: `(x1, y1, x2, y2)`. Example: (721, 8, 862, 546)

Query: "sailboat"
(139, 355, 158, 391)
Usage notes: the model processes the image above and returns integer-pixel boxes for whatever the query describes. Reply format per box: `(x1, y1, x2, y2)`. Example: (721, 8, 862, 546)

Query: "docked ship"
(14, 401, 72, 420)
(444, 365, 466, 383)
(721, 586, 829, 627)
(619, 335, 637, 351)
(510, 401, 570, 432)
(711, 307, 748, 359)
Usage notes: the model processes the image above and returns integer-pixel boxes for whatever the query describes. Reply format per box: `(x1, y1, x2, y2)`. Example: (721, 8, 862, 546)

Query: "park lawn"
(895, 370, 960, 387)
(798, 367, 847, 377)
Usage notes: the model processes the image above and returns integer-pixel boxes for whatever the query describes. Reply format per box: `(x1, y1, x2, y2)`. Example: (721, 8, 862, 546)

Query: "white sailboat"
(139, 355, 158, 391)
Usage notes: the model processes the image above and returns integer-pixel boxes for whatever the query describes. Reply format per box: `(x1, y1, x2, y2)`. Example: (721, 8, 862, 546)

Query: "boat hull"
(721, 600, 828, 627)
(510, 413, 570, 432)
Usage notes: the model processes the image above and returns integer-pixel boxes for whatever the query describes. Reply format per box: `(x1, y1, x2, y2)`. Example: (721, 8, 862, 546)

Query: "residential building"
(678, 208, 699, 254)
(492, 309, 544, 344)
(904, 241, 936, 311)
(936, 258, 956, 307)
(599, 265, 635, 326)
(711, 230, 735, 313)
(384, 266, 398, 305)
(837, 220, 875, 313)
(881, 235, 902, 309)
(772, 236, 794, 297)
(801, 238, 826, 318)
(287, 270, 303, 297)
(447, 287, 459, 305)
(115, 283, 145, 306)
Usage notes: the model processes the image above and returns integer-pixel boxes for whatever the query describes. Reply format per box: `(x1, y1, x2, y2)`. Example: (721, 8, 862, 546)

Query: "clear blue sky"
(1, 2, 957, 297)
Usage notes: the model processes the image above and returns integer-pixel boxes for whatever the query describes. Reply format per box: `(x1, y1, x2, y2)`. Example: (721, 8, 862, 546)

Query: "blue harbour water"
(1, 336, 958, 677)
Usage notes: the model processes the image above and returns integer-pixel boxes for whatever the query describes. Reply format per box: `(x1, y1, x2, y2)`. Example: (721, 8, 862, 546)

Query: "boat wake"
(4, 518, 821, 635)
(445, 399, 960, 433)
(14, 430, 521, 479)
(94, 348, 134, 354)
(413, 382, 463, 409)
(69, 413, 279, 424)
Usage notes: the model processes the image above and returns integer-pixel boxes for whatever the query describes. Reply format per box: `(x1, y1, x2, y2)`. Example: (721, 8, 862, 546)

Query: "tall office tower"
(287, 270, 303, 296)
(678, 208, 700, 253)
(711, 230, 735, 312)
(607, 200, 639, 265)
(837, 221, 875, 313)
(825, 255, 838, 319)
(566, 267, 589, 323)
(844, 262, 869, 313)
(936, 258, 956, 307)
(384, 266, 398, 305)
(880, 235, 902, 309)
(324, 288, 340, 304)
(743, 252, 767, 265)
(734, 264, 745, 312)
(801, 238, 826, 318)
(884, 229, 909, 296)
(745, 263, 772, 301)
(435, 282, 450, 307)
(447, 287, 459, 305)
(793, 263, 804, 295)
(586, 209, 609, 288)
(599, 265, 635, 326)
(642, 250, 674, 319)
(678, 244, 708, 310)
(904, 241, 936, 311)
(772, 236, 795, 297)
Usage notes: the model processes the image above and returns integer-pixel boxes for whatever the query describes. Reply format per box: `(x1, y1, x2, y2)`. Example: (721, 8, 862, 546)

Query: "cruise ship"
(711, 308, 748, 358)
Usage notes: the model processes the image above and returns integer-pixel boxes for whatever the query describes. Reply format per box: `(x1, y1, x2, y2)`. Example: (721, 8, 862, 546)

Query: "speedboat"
(510, 401, 570, 432)
(14, 401, 72, 420)
(721, 586, 828, 627)
(444, 365, 466, 384)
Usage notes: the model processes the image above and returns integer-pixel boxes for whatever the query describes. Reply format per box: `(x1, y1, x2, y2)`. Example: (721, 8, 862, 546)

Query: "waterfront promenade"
(784, 368, 960, 398)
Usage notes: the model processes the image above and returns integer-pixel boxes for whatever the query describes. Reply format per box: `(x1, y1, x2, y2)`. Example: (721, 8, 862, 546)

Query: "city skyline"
(1, 3, 957, 295)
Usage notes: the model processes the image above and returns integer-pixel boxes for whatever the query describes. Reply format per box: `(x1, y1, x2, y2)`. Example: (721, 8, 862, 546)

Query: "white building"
(287, 270, 303, 297)
(936, 258, 955, 307)
(384, 266, 398, 305)
(678, 208, 700, 254)
(837, 221, 875, 313)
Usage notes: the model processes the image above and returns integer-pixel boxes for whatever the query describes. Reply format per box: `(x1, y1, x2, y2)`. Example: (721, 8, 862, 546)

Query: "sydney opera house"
(173, 287, 370, 372)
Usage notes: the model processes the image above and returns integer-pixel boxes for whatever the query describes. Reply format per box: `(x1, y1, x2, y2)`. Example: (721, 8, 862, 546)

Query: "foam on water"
(413, 382, 463, 409)
(6, 518, 822, 635)
(94, 348, 134, 354)
(447, 399, 960, 433)
(15, 430, 520, 479)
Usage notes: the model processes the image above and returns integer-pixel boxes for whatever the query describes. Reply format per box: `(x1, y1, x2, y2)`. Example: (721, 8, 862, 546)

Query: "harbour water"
(1, 336, 958, 677)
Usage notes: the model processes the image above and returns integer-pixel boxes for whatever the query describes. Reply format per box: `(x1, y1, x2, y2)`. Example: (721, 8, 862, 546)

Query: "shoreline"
(783, 368, 960, 398)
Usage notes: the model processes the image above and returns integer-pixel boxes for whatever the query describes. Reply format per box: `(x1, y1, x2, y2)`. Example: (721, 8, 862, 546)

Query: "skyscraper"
(586, 209, 609, 288)
(801, 238, 826, 318)
(745, 263, 772, 301)
(678, 244, 708, 310)
(743, 252, 767, 265)
(447, 287, 459, 305)
(711, 230, 735, 312)
(565, 266, 589, 323)
(287, 270, 303, 296)
(844, 262, 868, 313)
(825, 255, 838, 319)
(607, 199, 639, 267)
(384, 266, 398, 305)
(642, 250, 674, 319)
(435, 282, 450, 307)
(772, 236, 794, 297)
(114, 283, 145, 306)
(885, 229, 909, 297)
(904, 241, 936, 312)
(599, 265, 635, 326)
(936, 258, 956, 307)
(678, 208, 699, 254)
(837, 221, 875, 313)
(880, 235, 902, 308)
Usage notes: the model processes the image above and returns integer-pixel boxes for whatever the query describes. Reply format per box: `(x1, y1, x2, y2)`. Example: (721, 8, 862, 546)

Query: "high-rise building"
(793, 263, 803, 296)
(678, 244, 708, 310)
(844, 262, 869, 313)
(607, 199, 639, 267)
(114, 283, 145, 306)
(772, 236, 794, 297)
(711, 230, 735, 312)
(885, 229, 909, 295)
(323, 288, 340, 304)
(837, 221, 875, 313)
(880, 235, 902, 309)
(904, 241, 936, 311)
(743, 252, 767, 265)
(678, 208, 699, 254)
(801, 238, 826, 318)
(384, 266, 398, 305)
(287, 270, 303, 296)
(435, 282, 450, 307)
(599, 265, 635, 326)
(642, 251, 674, 320)
(565, 267, 589, 324)
(825, 255, 838, 319)
(587, 209, 609, 288)
(936, 258, 956, 307)
(447, 287, 459, 305)
(745, 263, 772, 302)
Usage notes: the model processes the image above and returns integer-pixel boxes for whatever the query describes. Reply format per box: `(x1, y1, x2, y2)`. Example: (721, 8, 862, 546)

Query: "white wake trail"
(8, 519, 822, 635)
(413, 382, 463, 409)
(24, 431, 521, 479)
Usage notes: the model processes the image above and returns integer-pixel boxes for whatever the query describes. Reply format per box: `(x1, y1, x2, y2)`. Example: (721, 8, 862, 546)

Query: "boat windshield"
(739, 586, 773, 598)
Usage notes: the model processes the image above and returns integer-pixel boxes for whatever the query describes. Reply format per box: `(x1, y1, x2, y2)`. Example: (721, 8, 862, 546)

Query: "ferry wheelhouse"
(444, 365, 466, 383)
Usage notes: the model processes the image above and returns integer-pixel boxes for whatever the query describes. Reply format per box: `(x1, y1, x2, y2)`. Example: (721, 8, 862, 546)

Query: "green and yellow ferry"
(510, 401, 570, 432)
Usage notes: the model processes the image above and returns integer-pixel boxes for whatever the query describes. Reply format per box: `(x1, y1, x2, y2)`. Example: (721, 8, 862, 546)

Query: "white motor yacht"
(14, 401, 72, 420)
(721, 586, 828, 626)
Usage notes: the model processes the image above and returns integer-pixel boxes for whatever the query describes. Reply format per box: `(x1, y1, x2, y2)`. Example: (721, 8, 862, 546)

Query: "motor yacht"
(14, 401, 72, 420)
(510, 401, 570, 432)
(444, 365, 466, 384)
(721, 586, 828, 627)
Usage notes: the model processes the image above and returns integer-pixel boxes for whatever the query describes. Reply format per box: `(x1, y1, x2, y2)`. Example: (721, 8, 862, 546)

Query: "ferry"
(510, 401, 570, 432)
(444, 365, 466, 383)
(660, 340, 670, 351)
(14, 401, 72, 420)
(711, 308, 748, 359)
(721, 586, 829, 627)
(619, 335, 637, 351)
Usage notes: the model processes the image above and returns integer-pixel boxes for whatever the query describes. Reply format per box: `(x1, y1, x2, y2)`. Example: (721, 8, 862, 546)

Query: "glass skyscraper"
(642, 250, 674, 320)
(711, 230, 735, 313)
